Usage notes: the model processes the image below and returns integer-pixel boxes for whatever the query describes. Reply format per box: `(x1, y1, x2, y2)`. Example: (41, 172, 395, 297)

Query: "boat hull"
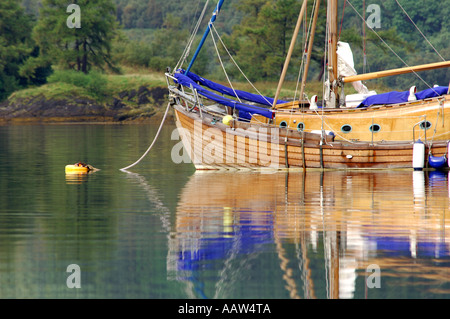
(173, 105, 448, 170)
(267, 95, 450, 142)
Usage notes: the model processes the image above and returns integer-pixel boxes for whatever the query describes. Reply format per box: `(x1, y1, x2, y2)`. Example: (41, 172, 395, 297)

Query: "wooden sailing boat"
(166, 0, 450, 170)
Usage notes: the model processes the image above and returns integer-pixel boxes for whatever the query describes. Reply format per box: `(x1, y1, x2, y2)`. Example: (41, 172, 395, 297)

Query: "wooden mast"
(272, 0, 308, 109)
(327, 0, 339, 108)
(300, 0, 321, 101)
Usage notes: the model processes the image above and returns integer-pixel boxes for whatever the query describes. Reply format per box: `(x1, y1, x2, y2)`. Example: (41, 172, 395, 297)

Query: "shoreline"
(0, 83, 172, 125)
(0, 112, 176, 125)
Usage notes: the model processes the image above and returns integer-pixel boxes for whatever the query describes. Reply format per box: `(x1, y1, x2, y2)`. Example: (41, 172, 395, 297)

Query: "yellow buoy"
(65, 162, 91, 174)
(222, 115, 234, 126)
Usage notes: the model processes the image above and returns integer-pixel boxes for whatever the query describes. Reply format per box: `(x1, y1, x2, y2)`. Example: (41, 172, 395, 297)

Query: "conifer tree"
(0, 0, 35, 101)
(34, 0, 119, 73)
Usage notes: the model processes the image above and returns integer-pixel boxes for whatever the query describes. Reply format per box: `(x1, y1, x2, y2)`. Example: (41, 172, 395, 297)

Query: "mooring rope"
(120, 102, 171, 171)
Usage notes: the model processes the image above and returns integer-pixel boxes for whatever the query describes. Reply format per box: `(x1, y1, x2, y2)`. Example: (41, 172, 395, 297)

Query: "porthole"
(341, 124, 352, 133)
(297, 122, 305, 132)
(369, 124, 381, 133)
(279, 120, 288, 128)
(419, 120, 432, 130)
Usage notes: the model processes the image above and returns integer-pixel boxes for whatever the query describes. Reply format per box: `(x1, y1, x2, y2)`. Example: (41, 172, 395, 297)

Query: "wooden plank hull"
(270, 94, 450, 142)
(173, 105, 448, 170)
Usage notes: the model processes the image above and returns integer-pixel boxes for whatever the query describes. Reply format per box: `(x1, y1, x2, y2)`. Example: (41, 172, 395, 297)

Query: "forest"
(1, 0, 449, 102)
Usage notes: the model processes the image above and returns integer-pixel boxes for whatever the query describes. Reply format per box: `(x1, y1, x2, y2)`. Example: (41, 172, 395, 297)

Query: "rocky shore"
(0, 85, 172, 124)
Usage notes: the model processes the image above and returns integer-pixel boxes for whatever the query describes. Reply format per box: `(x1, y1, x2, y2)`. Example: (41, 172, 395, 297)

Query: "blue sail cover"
(174, 72, 274, 119)
(180, 70, 288, 106)
(358, 86, 449, 108)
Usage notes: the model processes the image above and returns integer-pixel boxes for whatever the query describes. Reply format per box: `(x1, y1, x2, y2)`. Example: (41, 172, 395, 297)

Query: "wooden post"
(327, 0, 339, 107)
(329, 0, 338, 83)
(272, 0, 308, 108)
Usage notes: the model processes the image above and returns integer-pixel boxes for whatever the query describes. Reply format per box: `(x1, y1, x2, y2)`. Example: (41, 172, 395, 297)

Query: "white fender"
(412, 139, 425, 170)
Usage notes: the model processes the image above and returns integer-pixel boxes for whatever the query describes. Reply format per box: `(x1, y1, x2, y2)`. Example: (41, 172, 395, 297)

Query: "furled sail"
(180, 70, 288, 107)
(174, 72, 275, 119)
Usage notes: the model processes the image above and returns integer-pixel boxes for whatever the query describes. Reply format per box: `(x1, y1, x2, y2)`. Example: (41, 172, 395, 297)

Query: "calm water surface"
(1, 123, 450, 299)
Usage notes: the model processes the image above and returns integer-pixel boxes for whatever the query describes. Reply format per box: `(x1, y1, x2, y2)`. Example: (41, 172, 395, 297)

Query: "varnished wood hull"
(270, 94, 450, 142)
(173, 105, 448, 170)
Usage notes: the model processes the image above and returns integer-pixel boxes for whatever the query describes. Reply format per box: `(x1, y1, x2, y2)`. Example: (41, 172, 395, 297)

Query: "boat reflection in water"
(167, 169, 450, 299)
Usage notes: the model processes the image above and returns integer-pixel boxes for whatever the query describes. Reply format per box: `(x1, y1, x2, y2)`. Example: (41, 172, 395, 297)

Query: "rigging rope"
(210, 23, 272, 106)
(345, 0, 446, 147)
(175, 0, 210, 71)
(345, 0, 437, 93)
(209, 23, 242, 103)
(338, 0, 347, 39)
(120, 102, 171, 171)
(295, 0, 317, 103)
(394, 0, 445, 61)
(362, 0, 367, 73)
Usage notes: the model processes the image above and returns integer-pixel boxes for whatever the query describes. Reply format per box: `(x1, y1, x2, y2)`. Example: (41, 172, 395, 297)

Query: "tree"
(147, 14, 193, 72)
(0, 0, 36, 101)
(338, 0, 448, 89)
(34, 0, 119, 74)
(221, 0, 303, 81)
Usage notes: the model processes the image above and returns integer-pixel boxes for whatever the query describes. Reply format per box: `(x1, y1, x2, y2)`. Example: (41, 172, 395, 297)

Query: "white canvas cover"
(337, 41, 373, 95)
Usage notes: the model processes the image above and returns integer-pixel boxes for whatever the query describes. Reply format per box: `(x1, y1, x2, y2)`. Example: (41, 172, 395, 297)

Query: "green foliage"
(113, 39, 154, 68)
(113, 14, 194, 73)
(113, 0, 236, 31)
(47, 70, 109, 100)
(339, 0, 450, 89)
(219, 0, 303, 82)
(12, 0, 450, 99)
(34, 0, 119, 74)
(0, 0, 38, 101)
